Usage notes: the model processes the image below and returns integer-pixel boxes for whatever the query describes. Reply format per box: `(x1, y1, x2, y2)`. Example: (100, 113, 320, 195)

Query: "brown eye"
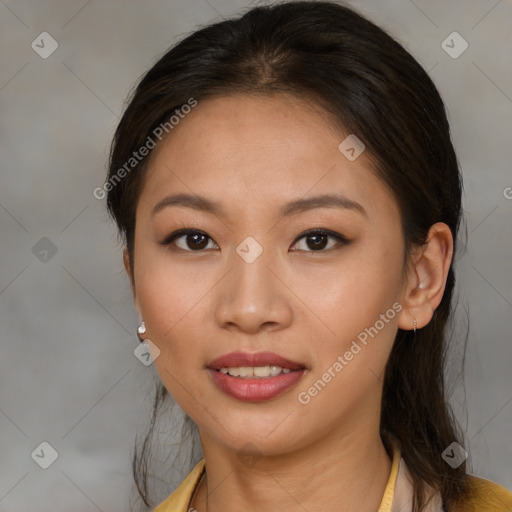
(161, 229, 218, 251)
(291, 229, 349, 252)
(161, 228, 348, 253)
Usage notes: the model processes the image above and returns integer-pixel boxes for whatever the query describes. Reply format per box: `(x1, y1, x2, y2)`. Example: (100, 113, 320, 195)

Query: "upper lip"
(208, 351, 305, 371)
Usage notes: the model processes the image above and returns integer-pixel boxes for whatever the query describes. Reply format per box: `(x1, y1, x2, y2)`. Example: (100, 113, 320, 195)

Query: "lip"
(208, 351, 305, 371)
(207, 351, 306, 402)
(208, 368, 306, 402)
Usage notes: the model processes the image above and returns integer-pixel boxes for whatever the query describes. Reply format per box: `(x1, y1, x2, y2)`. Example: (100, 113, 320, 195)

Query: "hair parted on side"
(106, 2, 469, 510)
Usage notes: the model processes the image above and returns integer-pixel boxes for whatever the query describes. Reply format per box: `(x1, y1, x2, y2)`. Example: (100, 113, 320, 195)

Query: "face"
(128, 93, 410, 456)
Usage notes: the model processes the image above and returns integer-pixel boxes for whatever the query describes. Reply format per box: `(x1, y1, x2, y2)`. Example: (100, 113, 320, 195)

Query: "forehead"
(138, 93, 398, 223)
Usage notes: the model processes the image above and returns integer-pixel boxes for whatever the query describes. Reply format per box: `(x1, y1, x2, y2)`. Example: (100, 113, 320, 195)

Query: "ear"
(123, 247, 138, 307)
(398, 222, 454, 331)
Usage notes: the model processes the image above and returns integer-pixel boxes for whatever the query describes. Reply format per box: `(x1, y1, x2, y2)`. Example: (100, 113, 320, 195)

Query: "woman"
(105, 2, 512, 511)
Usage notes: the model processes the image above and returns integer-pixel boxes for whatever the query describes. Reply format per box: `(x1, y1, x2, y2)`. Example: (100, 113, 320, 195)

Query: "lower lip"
(208, 368, 306, 402)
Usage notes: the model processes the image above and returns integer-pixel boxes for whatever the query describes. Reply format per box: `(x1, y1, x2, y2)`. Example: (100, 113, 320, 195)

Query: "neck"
(190, 425, 393, 512)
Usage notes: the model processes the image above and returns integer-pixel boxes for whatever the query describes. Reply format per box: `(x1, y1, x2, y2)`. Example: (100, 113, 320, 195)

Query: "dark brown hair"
(106, 2, 470, 510)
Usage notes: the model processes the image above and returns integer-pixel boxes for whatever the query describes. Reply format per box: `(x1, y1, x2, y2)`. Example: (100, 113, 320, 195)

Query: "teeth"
(219, 366, 294, 378)
(254, 365, 271, 377)
(239, 367, 253, 378)
(270, 365, 282, 376)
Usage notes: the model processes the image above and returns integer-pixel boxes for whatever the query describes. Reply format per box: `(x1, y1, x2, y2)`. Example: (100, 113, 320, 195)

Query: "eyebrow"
(151, 192, 366, 218)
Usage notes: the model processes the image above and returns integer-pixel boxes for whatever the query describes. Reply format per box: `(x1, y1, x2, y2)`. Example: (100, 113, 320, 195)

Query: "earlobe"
(398, 222, 454, 332)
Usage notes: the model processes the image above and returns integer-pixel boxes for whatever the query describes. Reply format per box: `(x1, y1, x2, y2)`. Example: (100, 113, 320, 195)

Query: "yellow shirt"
(153, 444, 512, 512)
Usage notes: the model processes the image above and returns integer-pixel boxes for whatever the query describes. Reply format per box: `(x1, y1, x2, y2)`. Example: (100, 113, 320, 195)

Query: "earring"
(413, 317, 417, 334)
(137, 321, 146, 343)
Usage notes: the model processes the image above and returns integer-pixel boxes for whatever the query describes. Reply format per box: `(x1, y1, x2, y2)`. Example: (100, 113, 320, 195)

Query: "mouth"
(207, 351, 306, 402)
(217, 365, 294, 378)
(208, 351, 305, 372)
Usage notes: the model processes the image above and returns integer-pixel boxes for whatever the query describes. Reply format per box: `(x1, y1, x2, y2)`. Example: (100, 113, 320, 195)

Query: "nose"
(215, 246, 293, 334)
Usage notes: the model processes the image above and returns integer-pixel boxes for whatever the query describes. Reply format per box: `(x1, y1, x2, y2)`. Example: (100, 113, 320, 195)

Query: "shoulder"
(450, 475, 512, 512)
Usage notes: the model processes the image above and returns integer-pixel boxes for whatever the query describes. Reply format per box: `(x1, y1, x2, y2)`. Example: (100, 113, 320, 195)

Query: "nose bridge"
(231, 237, 275, 308)
(215, 234, 290, 332)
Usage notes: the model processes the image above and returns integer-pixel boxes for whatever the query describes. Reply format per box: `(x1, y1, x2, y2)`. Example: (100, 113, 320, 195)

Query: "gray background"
(1, 0, 511, 511)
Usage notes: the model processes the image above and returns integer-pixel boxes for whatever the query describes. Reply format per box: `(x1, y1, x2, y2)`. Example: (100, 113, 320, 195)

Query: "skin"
(123, 93, 453, 512)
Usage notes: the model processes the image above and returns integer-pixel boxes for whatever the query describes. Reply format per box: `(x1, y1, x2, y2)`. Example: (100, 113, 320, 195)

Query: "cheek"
(292, 257, 402, 428)
(133, 250, 210, 360)
(296, 238, 403, 342)
(293, 249, 404, 418)
(136, 269, 210, 408)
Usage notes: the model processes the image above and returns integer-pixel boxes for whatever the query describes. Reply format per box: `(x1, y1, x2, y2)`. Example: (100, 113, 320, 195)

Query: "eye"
(160, 229, 219, 252)
(291, 229, 349, 252)
(160, 228, 349, 253)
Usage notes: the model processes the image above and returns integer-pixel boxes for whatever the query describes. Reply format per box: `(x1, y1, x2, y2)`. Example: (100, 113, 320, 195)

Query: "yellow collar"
(378, 441, 401, 511)
(154, 443, 402, 512)
(153, 442, 512, 512)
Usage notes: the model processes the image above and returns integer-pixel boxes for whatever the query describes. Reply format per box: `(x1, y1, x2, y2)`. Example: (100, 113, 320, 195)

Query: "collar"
(153, 443, 444, 512)
(388, 455, 444, 512)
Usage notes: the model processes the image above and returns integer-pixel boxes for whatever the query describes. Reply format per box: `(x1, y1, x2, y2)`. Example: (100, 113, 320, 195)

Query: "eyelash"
(160, 228, 350, 253)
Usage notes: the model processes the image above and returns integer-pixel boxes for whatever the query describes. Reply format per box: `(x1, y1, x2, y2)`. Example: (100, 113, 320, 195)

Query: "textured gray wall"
(1, 1, 511, 511)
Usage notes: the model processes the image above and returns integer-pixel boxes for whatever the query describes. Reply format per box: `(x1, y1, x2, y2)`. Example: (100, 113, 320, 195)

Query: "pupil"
(189, 233, 208, 250)
(308, 233, 327, 250)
